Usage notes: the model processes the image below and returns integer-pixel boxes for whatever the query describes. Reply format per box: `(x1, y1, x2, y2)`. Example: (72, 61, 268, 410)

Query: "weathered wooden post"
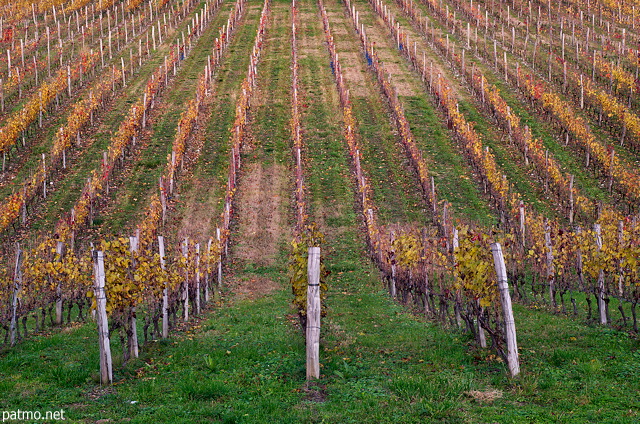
(128, 234, 139, 359)
(216, 227, 222, 289)
(390, 231, 397, 298)
(159, 236, 169, 338)
(55, 241, 66, 325)
(544, 221, 556, 307)
(195, 243, 201, 315)
(452, 228, 463, 328)
(568, 175, 575, 224)
(491, 243, 520, 377)
(205, 238, 212, 303)
(9, 245, 23, 347)
(306, 246, 321, 380)
(93, 250, 113, 385)
(519, 201, 526, 247)
(594, 224, 607, 324)
(181, 238, 190, 321)
(42, 154, 47, 199)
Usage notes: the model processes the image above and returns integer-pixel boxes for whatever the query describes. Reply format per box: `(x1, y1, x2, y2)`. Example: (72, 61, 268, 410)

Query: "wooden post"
(491, 243, 520, 377)
(159, 236, 169, 338)
(608, 149, 615, 193)
(519, 201, 526, 247)
(121, 57, 126, 86)
(617, 221, 624, 297)
(593, 224, 607, 324)
(306, 246, 321, 380)
(205, 239, 212, 302)
(568, 175, 574, 224)
(475, 302, 487, 348)
(195, 243, 201, 315)
(93, 250, 113, 384)
(47, 26, 51, 76)
(42, 154, 47, 199)
(142, 93, 147, 127)
(430, 176, 436, 215)
(504, 51, 508, 82)
(33, 55, 38, 85)
(420, 228, 432, 315)
(170, 151, 176, 194)
(216, 227, 222, 288)
(128, 235, 139, 358)
(575, 227, 585, 291)
(390, 231, 397, 298)
(67, 65, 71, 97)
(580, 74, 584, 109)
(39, 91, 43, 128)
(55, 241, 66, 325)
(452, 228, 462, 328)
(544, 221, 555, 307)
(181, 238, 189, 321)
(9, 246, 23, 347)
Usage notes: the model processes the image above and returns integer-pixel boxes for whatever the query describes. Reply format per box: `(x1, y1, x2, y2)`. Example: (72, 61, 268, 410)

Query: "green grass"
(0, 1, 638, 423)
(402, 95, 496, 226)
(351, 96, 428, 225)
(1, 275, 638, 423)
(250, 1, 293, 166)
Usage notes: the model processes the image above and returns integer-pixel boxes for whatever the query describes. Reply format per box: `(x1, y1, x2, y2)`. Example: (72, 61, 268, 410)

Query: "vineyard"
(0, 0, 638, 421)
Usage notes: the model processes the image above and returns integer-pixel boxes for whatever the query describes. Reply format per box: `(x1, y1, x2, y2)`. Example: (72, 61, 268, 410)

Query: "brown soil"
(298, 12, 324, 59)
(228, 275, 281, 299)
(302, 382, 327, 403)
(325, 10, 369, 96)
(465, 389, 504, 403)
(177, 184, 220, 241)
(233, 161, 288, 266)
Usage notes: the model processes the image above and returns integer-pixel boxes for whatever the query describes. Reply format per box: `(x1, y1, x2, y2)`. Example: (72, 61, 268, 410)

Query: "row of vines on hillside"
(320, 0, 520, 374)
(0, 0, 212, 237)
(365, 0, 640, 330)
(0, 0, 226, 354)
(0, 0, 191, 160)
(0, 0, 274, 379)
(288, 0, 326, 331)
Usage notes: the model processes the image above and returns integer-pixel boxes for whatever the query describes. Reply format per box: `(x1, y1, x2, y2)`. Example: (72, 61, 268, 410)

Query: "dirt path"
(226, 1, 293, 297)
(232, 161, 288, 267)
(345, 0, 419, 96)
(323, 8, 370, 96)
